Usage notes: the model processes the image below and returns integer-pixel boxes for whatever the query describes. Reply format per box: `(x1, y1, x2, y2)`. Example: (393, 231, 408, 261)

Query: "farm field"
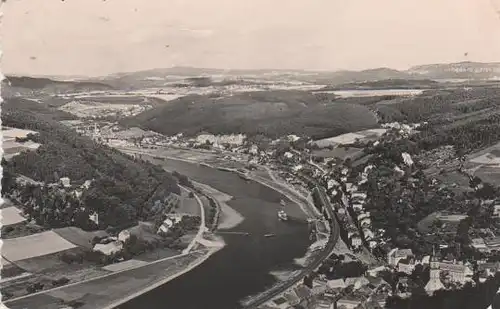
(102, 259, 149, 272)
(58, 100, 152, 118)
(466, 141, 500, 185)
(312, 128, 387, 148)
(6, 249, 209, 309)
(311, 147, 364, 161)
(178, 187, 202, 217)
(2, 231, 77, 262)
(1, 206, 27, 226)
(54, 227, 109, 250)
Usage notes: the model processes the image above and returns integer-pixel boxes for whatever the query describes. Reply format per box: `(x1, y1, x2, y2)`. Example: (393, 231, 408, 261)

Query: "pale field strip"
(313, 128, 387, 148)
(2, 127, 38, 140)
(0, 206, 27, 226)
(470, 153, 500, 165)
(102, 259, 149, 272)
(58, 101, 151, 118)
(2, 230, 77, 262)
(316, 89, 425, 98)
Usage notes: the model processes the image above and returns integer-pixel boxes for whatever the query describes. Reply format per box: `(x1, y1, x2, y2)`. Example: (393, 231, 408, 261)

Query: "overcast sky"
(2, 0, 500, 77)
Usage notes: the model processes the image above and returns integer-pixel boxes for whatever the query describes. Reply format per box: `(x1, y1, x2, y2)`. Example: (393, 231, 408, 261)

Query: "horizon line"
(5, 60, 500, 81)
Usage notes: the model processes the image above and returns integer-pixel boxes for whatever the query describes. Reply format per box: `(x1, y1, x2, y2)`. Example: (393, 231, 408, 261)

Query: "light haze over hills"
(2, 0, 500, 77)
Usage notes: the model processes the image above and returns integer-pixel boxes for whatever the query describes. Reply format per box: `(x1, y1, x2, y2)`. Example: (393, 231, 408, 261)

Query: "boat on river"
(278, 210, 288, 221)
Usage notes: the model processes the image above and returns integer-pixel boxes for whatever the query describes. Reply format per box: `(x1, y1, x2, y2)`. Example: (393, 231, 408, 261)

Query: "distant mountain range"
(3, 61, 500, 92)
(102, 61, 500, 84)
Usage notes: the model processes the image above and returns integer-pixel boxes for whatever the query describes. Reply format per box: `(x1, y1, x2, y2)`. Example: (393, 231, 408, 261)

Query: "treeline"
(415, 113, 500, 154)
(375, 87, 500, 125)
(2, 107, 180, 230)
(361, 138, 464, 256)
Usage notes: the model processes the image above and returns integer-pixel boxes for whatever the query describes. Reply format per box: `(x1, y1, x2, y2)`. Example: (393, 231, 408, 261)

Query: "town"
(59, 116, 500, 309)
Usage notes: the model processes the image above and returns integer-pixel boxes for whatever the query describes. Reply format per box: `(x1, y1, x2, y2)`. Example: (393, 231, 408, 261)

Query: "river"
(116, 158, 312, 309)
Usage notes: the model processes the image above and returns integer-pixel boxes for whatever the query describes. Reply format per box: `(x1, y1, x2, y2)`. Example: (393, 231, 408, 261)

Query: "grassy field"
(2, 231, 77, 262)
(178, 187, 202, 217)
(53, 227, 109, 250)
(0, 206, 27, 226)
(5, 249, 210, 309)
(311, 147, 364, 161)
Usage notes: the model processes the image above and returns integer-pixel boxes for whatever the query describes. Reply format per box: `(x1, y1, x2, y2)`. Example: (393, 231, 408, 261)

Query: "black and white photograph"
(2, 1, 500, 309)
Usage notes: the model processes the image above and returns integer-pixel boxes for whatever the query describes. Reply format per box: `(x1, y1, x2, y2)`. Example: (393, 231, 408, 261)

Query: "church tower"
(425, 247, 445, 295)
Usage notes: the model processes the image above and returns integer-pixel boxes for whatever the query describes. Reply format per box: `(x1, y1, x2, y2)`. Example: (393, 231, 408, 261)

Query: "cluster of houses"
(93, 229, 131, 256)
(263, 271, 392, 309)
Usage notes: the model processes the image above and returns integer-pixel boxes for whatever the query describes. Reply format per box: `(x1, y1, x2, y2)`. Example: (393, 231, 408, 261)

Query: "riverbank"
(5, 245, 224, 309)
(104, 243, 224, 309)
(114, 147, 324, 309)
(194, 181, 245, 230)
(5, 173, 221, 309)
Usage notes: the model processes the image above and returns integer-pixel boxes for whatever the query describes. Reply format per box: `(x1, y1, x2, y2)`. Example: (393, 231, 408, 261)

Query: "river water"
(117, 158, 311, 309)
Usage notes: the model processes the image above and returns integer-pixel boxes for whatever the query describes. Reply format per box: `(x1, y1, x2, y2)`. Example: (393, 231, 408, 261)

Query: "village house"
(118, 229, 131, 243)
(358, 213, 372, 227)
(478, 262, 500, 282)
(350, 234, 363, 248)
(314, 297, 333, 309)
(366, 276, 391, 293)
(439, 261, 474, 284)
(157, 213, 184, 234)
(93, 240, 123, 256)
(484, 236, 500, 251)
(367, 266, 387, 277)
(283, 291, 300, 307)
(59, 177, 71, 188)
(493, 204, 500, 218)
(352, 203, 364, 211)
(336, 295, 367, 309)
(387, 248, 414, 266)
(397, 259, 416, 275)
(351, 192, 367, 201)
(396, 277, 412, 298)
(327, 278, 347, 291)
(345, 276, 370, 290)
(472, 238, 489, 252)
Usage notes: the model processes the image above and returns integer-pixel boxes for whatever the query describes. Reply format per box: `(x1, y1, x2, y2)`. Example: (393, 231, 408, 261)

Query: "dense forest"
(2, 102, 180, 230)
(121, 90, 379, 139)
(355, 130, 500, 259)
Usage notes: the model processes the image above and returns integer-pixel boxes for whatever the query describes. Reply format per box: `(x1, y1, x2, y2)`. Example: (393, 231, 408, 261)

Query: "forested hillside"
(121, 90, 379, 139)
(2, 100, 180, 230)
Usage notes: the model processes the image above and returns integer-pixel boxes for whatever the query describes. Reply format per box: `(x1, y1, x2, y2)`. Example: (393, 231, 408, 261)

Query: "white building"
(89, 212, 99, 225)
(388, 248, 414, 266)
(425, 255, 445, 295)
(118, 230, 131, 243)
(93, 241, 123, 256)
(60, 177, 71, 188)
(157, 214, 184, 234)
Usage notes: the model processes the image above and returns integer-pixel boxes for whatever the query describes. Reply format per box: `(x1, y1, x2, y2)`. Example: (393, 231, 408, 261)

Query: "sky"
(2, 0, 500, 77)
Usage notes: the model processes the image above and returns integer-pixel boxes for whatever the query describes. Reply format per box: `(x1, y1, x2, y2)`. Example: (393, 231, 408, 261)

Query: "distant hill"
(3, 75, 114, 95)
(120, 90, 379, 139)
(2, 100, 180, 230)
(96, 62, 500, 90)
(408, 61, 500, 79)
(321, 78, 440, 91)
(7, 61, 500, 93)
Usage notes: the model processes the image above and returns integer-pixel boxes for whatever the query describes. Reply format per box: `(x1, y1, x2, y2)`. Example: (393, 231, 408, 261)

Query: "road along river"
(116, 157, 313, 309)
